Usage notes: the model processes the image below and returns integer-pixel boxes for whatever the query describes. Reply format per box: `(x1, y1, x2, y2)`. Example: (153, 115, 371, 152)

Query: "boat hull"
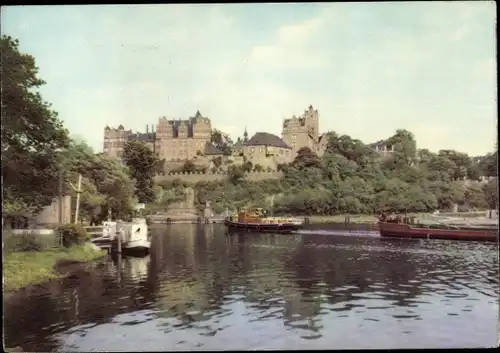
(111, 239, 151, 256)
(224, 219, 302, 233)
(378, 222, 498, 242)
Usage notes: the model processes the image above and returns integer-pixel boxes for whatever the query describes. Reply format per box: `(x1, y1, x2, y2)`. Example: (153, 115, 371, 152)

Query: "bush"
(3, 231, 43, 252)
(58, 223, 89, 248)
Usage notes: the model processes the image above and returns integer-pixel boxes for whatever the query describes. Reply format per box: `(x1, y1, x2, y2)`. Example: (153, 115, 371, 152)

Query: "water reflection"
(3, 224, 498, 351)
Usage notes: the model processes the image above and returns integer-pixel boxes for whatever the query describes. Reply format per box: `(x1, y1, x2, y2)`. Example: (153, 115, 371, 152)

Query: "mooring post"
(116, 231, 122, 254)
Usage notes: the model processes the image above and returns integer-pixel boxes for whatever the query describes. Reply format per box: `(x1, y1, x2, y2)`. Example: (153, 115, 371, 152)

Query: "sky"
(1, 2, 497, 156)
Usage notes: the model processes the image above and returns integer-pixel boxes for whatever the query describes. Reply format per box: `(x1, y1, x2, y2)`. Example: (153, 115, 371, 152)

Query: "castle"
(282, 105, 328, 157)
(103, 110, 212, 160)
(103, 105, 329, 173)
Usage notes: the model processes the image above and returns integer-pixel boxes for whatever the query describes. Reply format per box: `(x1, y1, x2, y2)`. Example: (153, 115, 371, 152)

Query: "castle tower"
(305, 105, 319, 142)
(243, 127, 249, 142)
(103, 124, 131, 158)
(281, 105, 320, 155)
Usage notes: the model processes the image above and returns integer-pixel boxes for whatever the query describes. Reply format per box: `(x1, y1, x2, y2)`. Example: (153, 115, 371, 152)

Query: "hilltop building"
(368, 139, 394, 157)
(103, 105, 328, 171)
(281, 105, 327, 157)
(103, 110, 214, 162)
(241, 132, 293, 170)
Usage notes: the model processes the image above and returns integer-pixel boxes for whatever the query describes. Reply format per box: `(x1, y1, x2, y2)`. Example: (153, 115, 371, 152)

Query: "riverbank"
(3, 243, 107, 295)
(307, 215, 379, 224)
(303, 211, 495, 224)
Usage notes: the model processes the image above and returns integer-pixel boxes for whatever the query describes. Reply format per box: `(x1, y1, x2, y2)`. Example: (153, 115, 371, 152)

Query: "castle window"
(260, 148, 263, 153)
(280, 149, 283, 155)
(251, 148, 254, 152)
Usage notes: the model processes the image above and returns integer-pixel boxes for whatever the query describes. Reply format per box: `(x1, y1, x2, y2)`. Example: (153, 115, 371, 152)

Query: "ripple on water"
(3, 226, 499, 351)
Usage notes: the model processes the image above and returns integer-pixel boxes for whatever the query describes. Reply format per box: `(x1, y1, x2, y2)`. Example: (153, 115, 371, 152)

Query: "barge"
(225, 209, 304, 234)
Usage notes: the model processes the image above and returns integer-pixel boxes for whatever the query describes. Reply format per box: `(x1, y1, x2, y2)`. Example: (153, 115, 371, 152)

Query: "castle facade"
(103, 110, 213, 161)
(103, 105, 329, 170)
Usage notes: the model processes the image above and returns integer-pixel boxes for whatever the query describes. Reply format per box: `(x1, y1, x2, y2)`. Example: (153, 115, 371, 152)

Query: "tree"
(478, 151, 498, 178)
(181, 160, 197, 173)
(325, 132, 375, 163)
(1, 35, 70, 216)
(122, 140, 159, 203)
(185, 128, 496, 216)
(482, 178, 498, 210)
(384, 129, 416, 166)
(61, 140, 136, 221)
(241, 161, 253, 172)
(253, 164, 265, 172)
(292, 147, 321, 169)
(227, 165, 245, 184)
(155, 158, 166, 175)
(211, 129, 233, 156)
(438, 150, 472, 180)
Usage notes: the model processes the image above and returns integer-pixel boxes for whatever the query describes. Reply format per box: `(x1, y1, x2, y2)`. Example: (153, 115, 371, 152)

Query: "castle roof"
(233, 139, 243, 149)
(204, 142, 223, 155)
(368, 139, 389, 148)
(128, 132, 155, 142)
(471, 155, 486, 163)
(246, 132, 291, 149)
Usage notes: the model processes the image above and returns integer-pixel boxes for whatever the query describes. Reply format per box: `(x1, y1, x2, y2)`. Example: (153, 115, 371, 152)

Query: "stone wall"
(34, 195, 72, 225)
(3, 195, 73, 229)
(154, 170, 283, 183)
(154, 170, 494, 186)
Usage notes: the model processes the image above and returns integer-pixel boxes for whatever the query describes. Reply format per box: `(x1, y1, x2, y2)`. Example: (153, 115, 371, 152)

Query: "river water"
(4, 224, 499, 351)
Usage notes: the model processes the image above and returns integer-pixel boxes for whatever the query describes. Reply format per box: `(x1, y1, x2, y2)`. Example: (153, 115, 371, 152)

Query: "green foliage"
(175, 160, 206, 173)
(292, 147, 322, 169)
(153, 179, 188, 208)
(482, 178, 499, 210)
(155, 158, 166, 175)
(122, 140, 160, 203)
(60, 140, 136, 221)
(1, 35, 70, 215)
(58, 223, 89, 248)
(4, 244, 106, 292)
(211, 129, 233, 156)
(185, 129, 497, 216)
(3, 232, 43, 253)
(211, 156, 223, 168)
(241, 161, 253, 172)
(478, 151, 498, 177)
(228, 165, 245, 184)
(194, 178, 282, 214)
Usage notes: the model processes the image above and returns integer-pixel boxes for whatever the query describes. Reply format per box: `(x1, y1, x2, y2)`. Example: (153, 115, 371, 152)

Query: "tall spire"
(243, 126, 248, 142)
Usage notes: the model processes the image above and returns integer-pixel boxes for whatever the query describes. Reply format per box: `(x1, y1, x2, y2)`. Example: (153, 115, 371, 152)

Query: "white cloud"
(277, 17, 324, 43)
(1, 3, 496, 156)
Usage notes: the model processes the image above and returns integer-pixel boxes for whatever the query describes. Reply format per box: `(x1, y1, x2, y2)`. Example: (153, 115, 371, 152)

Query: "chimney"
(151, 124, 155, 133)
(146, 125, 149, 133)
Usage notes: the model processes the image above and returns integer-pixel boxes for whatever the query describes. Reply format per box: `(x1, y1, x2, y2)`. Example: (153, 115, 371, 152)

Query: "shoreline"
(3, 243, 107, 299)
(305, 215, 379, 224)
(148, 211, 495, 225)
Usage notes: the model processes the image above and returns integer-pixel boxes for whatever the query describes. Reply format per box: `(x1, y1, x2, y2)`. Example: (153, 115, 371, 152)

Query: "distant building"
(282, 105, 326, 157)
(103, 110, 214, 162)
(368, 139, 394, 157)
(104, 105, 329, 171)
(241, 132, 293, 170)
(103, 124, 132, 159)
(471, 155, 486, 164)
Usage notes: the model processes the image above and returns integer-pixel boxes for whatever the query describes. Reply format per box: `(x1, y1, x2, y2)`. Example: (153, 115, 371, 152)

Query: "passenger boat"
(377, 214, 498, 242)
(224, 209, 304, 233)
(111, 218, 151, 255)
